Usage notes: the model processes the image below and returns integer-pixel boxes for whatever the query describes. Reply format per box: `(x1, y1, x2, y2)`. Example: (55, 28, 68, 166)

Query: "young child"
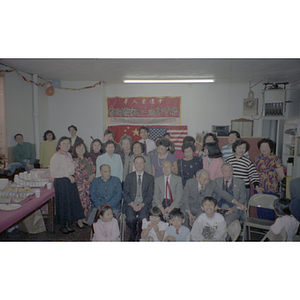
(191, 196, 227, 241)
(140, 206, 169, 241)
(270, 198, 300, 241)
(164, 208, 190, 242)
(92, 204, 120, 242)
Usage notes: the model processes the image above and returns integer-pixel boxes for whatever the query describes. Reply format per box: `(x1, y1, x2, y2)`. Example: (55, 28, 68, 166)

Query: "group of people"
(2, 125, 300, 242)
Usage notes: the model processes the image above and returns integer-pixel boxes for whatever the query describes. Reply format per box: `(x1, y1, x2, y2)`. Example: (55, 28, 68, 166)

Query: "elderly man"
(153, 160, 183, 215)
(1, 133, 35, 176)
(214, 163, 247, 226)
(123, 155, 154, 241)
(87, 164, 122, 225)
(181, 169, 247, 227)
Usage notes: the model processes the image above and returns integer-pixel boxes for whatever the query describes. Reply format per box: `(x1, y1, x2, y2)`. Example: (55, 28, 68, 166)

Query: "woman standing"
(119, 134, 133, 164)
(72, 141, 96, 228)
(96, 140, 123, 182)
(177, 142, 203, 187)
(225, 139, 261, 204)
(202, 142, 223, 180)
(90, 138, 103, 166)
(123, 141, 152, 181)
(39, 130, 57, 168)
(150, 137, 177, 178)
(50, 137, 85, 234)
(255, 138, 285, 195)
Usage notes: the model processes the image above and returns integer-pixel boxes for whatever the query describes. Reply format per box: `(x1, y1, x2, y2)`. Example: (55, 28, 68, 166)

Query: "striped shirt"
(225, 155, 259, 188)
(221, 143, 249, 160)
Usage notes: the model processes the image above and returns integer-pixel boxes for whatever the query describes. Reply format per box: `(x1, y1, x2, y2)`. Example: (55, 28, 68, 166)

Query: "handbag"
(18, 209, 46, 234)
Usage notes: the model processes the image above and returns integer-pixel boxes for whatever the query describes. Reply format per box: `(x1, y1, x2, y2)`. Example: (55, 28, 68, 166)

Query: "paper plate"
(0, 204, 21, 210)
(0, 197, 10, 204)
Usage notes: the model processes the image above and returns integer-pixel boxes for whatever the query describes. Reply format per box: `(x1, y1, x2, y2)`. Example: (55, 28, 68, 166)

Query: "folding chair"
(242, 194, 277, 241)
(218, 220, 241, 241)
(260, 228, 287, 242)
(119, 198, 127, 241)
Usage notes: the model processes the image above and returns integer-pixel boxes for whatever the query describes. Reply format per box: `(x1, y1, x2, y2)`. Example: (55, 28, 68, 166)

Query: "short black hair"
(257, 138, 275, 153)
(155, 137, 170, 148)
(71, 141, 89, 159)
(43, 130, 56, 141)
(182, 142, 196, 153)
(105, 140, 116, 148)
(202, 196, 218, 206)
(104, 129, 115, 138)
(133, 155, 146, 163)
(131, 141, 145, 153)
(94, 205, 113, 223)
(163, 132, 170, 137)
(14, 133, 23, 139)
(56, 136, 70, 151)
(148, 206, 163, 221)
(228, 130, 241, 139)
(273, 198, 292, 216)
(169, 208, 184, 220)
(204, 142, 222, 158)
(183, 136, 195, 144)
(203, 132, 219, 144)
(90, 138, 103, 154)
(68, 125, 77, 132)
(232, 139, 250, 153)
(139, 126, 150, 133)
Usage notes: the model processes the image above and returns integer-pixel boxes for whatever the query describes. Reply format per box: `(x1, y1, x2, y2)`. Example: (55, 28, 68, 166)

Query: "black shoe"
(66, 224, 75, 233)
(60, 227, 69, 234)
(129, 238, 135, 242)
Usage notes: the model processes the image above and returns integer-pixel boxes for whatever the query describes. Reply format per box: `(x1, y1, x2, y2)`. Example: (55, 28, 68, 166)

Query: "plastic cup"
(35, 189, 41, 198)
(47, 182, 52, 189)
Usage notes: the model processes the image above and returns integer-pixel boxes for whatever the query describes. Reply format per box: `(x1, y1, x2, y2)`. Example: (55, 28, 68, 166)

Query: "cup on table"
(35, 189, 41, 198)
(47, 182, 52, 189)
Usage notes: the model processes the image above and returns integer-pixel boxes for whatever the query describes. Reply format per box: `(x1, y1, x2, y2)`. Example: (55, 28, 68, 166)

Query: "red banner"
(107, 96, 181, 125)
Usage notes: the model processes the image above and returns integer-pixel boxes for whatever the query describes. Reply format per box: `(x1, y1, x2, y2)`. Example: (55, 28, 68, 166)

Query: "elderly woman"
(255, 138, 285, 195)
(225, 139, 261, 205)
(72, 141, 96, 228)
(96, 140, 123, 182)
(89, 138, 104, 166)
(119, 134, 133, 164)
(202, 142, 223, 180)
(39, 130, 57, 168)
(150, 137, 178, 178)
(123, 141, 152, 181)
(50, 136, 85, 234)
(177, 142, 203, 187)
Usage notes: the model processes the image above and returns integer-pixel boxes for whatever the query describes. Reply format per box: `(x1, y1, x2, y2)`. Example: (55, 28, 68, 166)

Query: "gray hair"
(120, 134, 133, 146)
(221, 163, 233, 170)
(196, 169, 209, 178)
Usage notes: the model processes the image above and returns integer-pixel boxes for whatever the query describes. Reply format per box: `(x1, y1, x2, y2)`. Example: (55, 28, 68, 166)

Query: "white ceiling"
(1, 58, 300, 85)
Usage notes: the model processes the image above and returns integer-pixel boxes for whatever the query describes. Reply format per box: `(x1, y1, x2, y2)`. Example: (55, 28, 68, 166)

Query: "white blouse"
(50, 152, 75, 178)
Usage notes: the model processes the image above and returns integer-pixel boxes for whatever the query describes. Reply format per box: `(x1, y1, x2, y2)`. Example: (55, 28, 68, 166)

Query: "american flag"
(149, 125, 188, 150)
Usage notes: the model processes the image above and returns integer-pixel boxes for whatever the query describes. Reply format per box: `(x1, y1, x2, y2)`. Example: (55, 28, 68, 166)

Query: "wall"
(105, 82, 264, 138)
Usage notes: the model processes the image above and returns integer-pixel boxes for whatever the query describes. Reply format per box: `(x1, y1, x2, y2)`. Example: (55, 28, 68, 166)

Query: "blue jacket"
(90, 176, 122, 211)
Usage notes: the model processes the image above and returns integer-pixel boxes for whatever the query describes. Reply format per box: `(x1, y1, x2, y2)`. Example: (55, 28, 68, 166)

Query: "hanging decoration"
(46, 86, 55, 96)
(0, 67, 103, 92)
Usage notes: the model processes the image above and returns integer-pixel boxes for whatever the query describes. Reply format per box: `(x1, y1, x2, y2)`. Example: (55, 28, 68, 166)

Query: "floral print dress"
(255, 153, 283, 194)
(73, 157, 96, 213)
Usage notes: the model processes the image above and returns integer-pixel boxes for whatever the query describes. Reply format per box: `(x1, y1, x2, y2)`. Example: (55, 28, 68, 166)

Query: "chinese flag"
(108, 125, 141, 143)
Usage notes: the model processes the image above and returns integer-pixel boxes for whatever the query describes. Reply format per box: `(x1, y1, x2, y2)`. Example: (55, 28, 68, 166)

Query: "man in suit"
(181, 169, 247, 227)
(214, 163, 247, 226)
(153, 160, 183, 215)
(123, 155, 154, 241)
(289, 177, 300, 222)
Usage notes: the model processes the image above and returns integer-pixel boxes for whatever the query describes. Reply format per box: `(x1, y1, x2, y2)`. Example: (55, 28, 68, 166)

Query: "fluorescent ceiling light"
(123, 79, 215, 84)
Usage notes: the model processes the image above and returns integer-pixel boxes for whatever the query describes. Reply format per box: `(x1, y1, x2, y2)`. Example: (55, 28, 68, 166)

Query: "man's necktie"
(165, 177, 173, 207)
(225, 180, 229, 191)
(138, 174, 141, 186)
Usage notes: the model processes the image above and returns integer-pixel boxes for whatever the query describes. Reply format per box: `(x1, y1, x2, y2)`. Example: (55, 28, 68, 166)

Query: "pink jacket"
(92, 218, 121, 242)
(203, 157, 223, 180)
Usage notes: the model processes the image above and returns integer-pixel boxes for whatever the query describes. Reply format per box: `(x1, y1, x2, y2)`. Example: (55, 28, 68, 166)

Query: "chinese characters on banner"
(108, 125, 188, 151)
(107, 96, 181, 125)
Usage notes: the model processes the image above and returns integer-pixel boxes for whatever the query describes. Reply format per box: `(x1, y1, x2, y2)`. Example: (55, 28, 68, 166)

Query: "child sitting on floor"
(270, 198, 299, 241)
(190, 196, 227, 241)
(140, 206, 169, 241)
(164, 208, 190, 242)
(92, 204, 120, 242)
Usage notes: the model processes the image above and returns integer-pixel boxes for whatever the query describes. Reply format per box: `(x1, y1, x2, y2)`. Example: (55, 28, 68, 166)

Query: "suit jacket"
(123, 154, 152, 181)
(153, 174, 183, 208)
(123, 171, 154, 211)
(289, 177, 300, 222)
(214, 177, 247, 214)
(181, 177, 235, 213)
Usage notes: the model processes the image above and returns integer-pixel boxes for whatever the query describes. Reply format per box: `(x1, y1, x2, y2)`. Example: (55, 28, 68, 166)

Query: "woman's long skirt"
(53, 177, 85, 227)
